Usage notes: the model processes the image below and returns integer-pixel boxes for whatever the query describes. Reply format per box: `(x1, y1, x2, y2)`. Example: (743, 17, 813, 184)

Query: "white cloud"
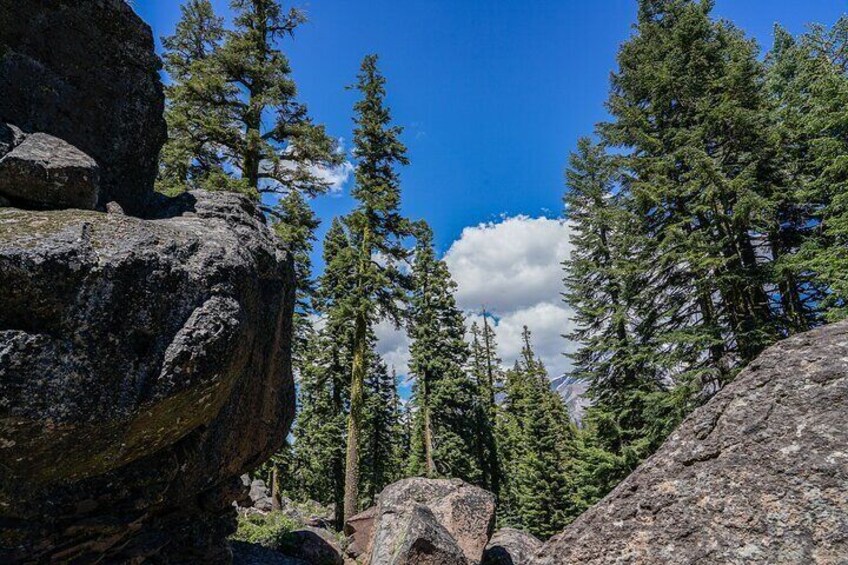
(445, 216, 573, 312)
(373, 215, 577, 383)
(374, 318, 412, 378)
(445, 216, 577, 378)
(314, 161, 353, 194)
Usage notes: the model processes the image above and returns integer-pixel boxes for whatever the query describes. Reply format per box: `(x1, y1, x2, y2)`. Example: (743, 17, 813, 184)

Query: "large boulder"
(0, 190, 295, 562)
(364, 478, 496, 565)
(534, 321, 848, 564)
(0, 0, 166, 215)
(482, 529, 541, 565)
(0, 132, 100, 210)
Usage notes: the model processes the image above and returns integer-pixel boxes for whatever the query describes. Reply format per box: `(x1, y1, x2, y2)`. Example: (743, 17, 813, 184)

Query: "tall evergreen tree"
(497, 327, 577, 539)
(468, 315, 502, 496)
(407, 227, 481, 483)
(600, 0, 780, 399)
(158, 0, 341, 201)
(768, 18, 848, 321)
(337, 55, 415, 522)
(563, 138, 668, 479)
(361, 357, 403, 506)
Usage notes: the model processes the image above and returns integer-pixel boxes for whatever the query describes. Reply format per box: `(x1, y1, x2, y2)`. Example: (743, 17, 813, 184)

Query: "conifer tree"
(563, 138, 666, 479)
(361, 358, 403, 506)
(338, 55, 415, 522)
(158, 0, 341, 201)
(274, 190, 321, 358)
(497, 327, 577, 539)
(289, 329, 347, 515)
(600, 0, 780, 398)
(768, 18, 848, 321)
(468, 316, 502, 496)
(407, 226, 481, 483)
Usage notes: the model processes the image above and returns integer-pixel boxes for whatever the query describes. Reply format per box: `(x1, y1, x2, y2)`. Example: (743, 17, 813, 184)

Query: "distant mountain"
(550, 375, 591, 423)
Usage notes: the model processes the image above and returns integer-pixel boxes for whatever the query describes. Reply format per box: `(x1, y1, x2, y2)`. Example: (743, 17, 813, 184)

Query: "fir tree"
(407, 226, 481, 483)
(768, 18, 848, 321)
(338, 55, 415, 522)
(563, 138, 665, 479)
(600, 0, 780, 399)
(158, 0, 341, 201)
(468, 315, 502, 496)
(361, 357, 403, 506)
(497, 327, 577, 539)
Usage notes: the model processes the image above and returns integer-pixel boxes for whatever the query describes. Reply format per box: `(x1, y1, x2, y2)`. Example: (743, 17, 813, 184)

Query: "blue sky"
(135, 0, 847, 378)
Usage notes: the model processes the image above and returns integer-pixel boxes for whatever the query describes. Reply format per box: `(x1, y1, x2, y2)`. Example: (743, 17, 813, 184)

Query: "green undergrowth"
(230, 512, 300, 548)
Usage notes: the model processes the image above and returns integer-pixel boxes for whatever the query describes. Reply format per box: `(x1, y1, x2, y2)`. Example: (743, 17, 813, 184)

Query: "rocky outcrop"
(0, 0, 166, 214)
(0, 131, 100, 210)
(482, 529, 541, 565)
(534, 321, 848, 564)
(0, 190, 295, 562)
(363, 478, 496, 565)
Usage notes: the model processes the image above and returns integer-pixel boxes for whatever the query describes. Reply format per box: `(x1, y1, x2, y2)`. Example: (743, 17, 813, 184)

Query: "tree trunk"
(423, 370, 436, 476)
(271, 466, 281, 510)
(344, 312, 367, 523)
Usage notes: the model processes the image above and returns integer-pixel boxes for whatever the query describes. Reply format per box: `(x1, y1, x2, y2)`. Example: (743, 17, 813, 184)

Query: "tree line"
(565, 0, 848, 496)
(157, 0, 848, 541)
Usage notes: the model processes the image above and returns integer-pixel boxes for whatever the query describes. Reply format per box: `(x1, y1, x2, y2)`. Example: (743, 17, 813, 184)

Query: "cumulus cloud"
(374, 318, 412, 378)
(315, 160, 354, 194)
(373, 215, 577, 382)
(445, 216, 577, 378)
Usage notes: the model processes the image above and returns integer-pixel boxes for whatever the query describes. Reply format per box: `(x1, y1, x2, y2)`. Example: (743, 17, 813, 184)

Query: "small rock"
(249, 479, 275, 513)
(106, 201, 125, 215)
(0, 132, 99, 210)
(482, 528, 541, 565)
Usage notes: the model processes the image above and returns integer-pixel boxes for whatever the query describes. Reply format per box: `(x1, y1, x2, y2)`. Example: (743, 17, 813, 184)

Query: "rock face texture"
(0, 0, 166, 214)
(482, 529, 541, 565)
(535, 321, 848, 564)
(0, 132, 100, 210)
(344, 506, 377, 559)
(0, 190, 295, 561)
(364, 478, 496, 565)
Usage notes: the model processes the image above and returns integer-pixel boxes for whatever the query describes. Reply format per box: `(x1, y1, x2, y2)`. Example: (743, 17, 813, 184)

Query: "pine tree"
(563, 138, 666, 479)
(768, 18, 848, 321)
(158, 0, 341, 201)
(289, 330, 347, 514)
(361, 357, 403, 506)
(407, 226, 481, 483)
(274, 190, 321, 359)
(338, 55, 415, 522)
(600, 0, 780, 399)
(468, 315, 502, 496)
(497, 327, 577, 539)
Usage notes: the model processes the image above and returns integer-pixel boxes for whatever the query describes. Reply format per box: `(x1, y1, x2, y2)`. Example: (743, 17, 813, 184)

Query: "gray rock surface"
(0, 0, 166, 214)
(365, 478, 496, 565)
(534, 321, 848, 564)
(344, 506, 376, 559)
(482, 529, 541, 565)
(280, 527, 344, 565)
(0, 132, 100, 209)
(373, 505, 469, 565)
(0, 190, 295, 562)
